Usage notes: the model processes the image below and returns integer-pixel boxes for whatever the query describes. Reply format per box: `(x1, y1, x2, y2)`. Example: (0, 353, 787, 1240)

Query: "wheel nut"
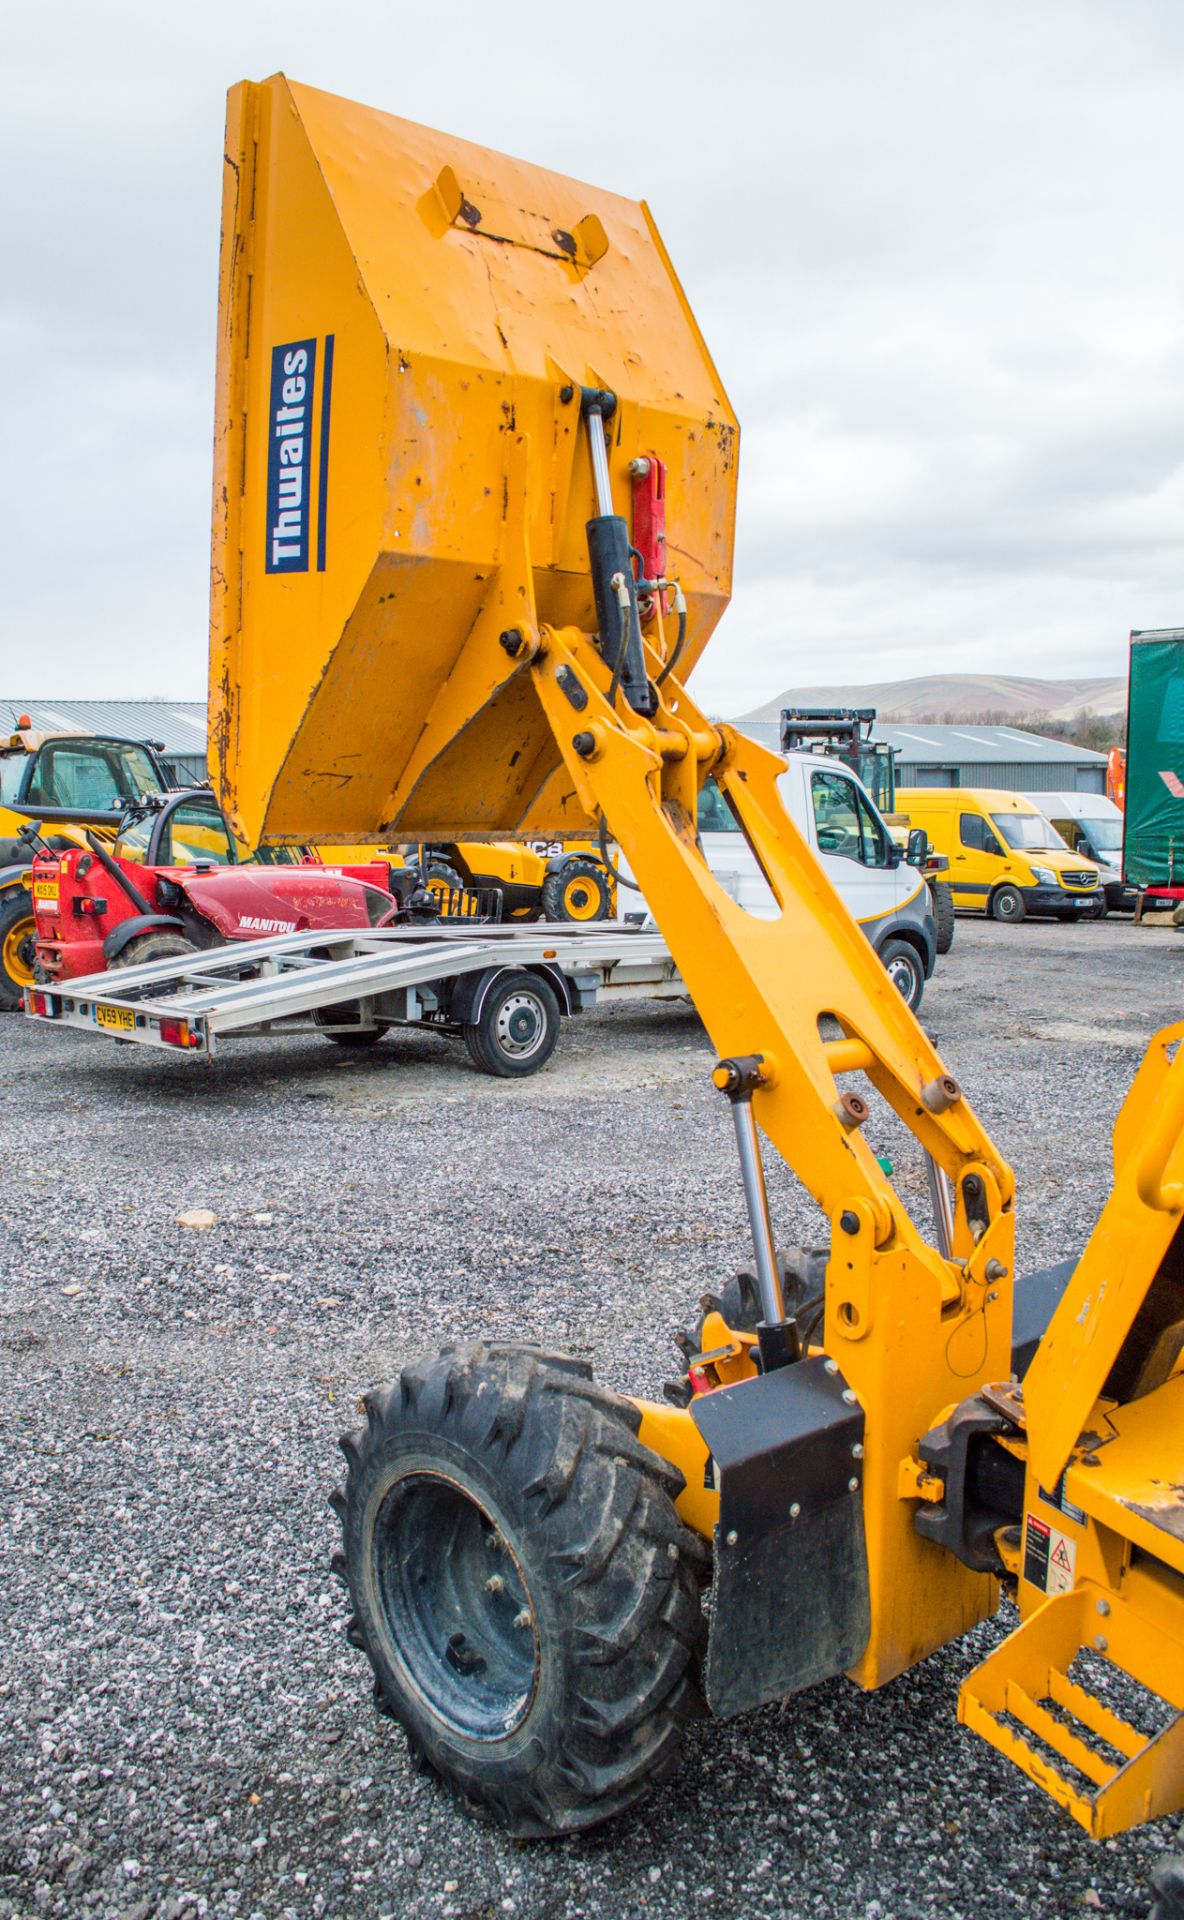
(513, 1609, 532, 1630)
(485, 1574, 504, 1595)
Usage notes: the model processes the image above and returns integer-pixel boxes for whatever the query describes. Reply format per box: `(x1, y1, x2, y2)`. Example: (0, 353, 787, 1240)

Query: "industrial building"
(2, 699, 207, 787)
(735, 718, 1109, 794)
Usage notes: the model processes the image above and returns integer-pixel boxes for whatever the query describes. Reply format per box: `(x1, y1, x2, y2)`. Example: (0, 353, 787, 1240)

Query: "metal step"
(960, 1585, 1184, 1837)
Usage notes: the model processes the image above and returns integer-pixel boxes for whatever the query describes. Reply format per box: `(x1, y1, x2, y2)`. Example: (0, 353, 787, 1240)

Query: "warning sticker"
(1023, 1512, 1077, 1594)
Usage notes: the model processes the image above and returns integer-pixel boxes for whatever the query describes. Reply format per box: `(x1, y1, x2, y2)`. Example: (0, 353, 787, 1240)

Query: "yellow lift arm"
(212, 75, 1184, 1843)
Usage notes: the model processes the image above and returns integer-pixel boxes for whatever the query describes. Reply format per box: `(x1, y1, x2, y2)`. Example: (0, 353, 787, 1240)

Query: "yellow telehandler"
(211, 75, 1184, 1862)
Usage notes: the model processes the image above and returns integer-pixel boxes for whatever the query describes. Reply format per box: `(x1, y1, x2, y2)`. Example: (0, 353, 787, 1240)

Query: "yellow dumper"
(211, 76, 1184, 1854)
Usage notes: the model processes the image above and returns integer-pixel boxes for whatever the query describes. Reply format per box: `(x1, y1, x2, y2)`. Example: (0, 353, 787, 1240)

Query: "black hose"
(597, 812, 643, 892)
(655, 606, 688, 687)
(606, 586, 631, 712)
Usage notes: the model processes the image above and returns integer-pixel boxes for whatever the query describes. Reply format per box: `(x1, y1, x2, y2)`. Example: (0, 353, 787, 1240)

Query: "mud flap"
(690, 1355, 870, 1718)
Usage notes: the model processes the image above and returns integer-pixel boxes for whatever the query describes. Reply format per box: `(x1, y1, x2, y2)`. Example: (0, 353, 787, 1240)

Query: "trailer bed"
(23, 922, 682, 1064)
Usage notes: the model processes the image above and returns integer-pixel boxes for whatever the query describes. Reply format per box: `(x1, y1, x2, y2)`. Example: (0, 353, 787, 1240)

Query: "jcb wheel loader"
(213, 76, 1184, 1851)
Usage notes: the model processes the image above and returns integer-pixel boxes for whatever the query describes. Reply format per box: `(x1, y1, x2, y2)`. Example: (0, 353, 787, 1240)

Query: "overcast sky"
(3, 0, 1182, 714)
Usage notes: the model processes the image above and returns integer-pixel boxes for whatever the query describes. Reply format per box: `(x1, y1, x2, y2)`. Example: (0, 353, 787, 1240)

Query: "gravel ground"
(2, 915, 1184, 1920)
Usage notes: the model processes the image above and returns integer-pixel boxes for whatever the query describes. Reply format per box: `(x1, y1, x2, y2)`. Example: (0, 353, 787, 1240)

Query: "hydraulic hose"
(655, 582, 688, 687)
(597, 812, 643, 893)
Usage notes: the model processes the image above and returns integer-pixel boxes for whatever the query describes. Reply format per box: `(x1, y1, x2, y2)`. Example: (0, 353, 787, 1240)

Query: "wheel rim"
(885, 955, 917, 1003)
(374, 1472, 539, 1741)
(2, 914, 37, 988)
(494, 990, 547, 1060)
(561, 876, 601, 921)
(997, 892, 1019, 920)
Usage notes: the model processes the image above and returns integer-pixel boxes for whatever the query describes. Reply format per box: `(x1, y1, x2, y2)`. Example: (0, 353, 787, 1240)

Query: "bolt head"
(789, 1502, 801, 1519)
(840, 1209, 860, 1236)
(824, 1359, 839, 1376)
(848, 1477, 860, 1493)
(842, 1388, 857, 1406)
(725, 1529, 738, 1547)
(1094, 1634, 1108, 1652)
(1096, 1599, 1110, 1616)
(851, 1442, 864, 1459)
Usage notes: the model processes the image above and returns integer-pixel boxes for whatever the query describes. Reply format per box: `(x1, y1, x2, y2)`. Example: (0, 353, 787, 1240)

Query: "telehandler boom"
(213, 75, 1184, 1843)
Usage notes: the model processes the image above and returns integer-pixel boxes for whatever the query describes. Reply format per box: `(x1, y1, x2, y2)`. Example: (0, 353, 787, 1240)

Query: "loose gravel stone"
(2, 918, 1184, 1918)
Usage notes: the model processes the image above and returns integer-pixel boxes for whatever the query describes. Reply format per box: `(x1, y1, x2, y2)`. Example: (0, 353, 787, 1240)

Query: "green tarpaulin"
(1126, 629, 1184, 888)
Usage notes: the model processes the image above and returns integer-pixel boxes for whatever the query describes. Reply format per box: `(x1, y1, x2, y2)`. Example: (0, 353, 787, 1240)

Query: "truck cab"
(695, 751, 936, 1009)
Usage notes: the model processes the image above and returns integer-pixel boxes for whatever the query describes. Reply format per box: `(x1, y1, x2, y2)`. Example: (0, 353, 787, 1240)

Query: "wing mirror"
(906, 827, 929, 868)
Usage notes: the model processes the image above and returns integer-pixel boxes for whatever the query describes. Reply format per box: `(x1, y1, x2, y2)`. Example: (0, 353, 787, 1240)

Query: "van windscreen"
(991, 813, 1066, 852)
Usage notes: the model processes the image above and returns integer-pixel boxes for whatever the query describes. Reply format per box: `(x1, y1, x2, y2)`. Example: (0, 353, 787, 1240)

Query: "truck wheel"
(880, 938, 925, 1011)
(929, 881, 956, 955)
(990, 885, 1026, 924)
(0, 891, 40, 1009)
(423, 861, 465, 905)
(332, 1342, 707, 1837)
(541, 859, 612, 923)
(111, 932, 198, 968)
(463, 971, 559, 1077)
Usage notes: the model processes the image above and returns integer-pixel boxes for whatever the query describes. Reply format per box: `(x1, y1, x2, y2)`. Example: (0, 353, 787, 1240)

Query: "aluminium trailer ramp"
(23, 922, 681, 1065)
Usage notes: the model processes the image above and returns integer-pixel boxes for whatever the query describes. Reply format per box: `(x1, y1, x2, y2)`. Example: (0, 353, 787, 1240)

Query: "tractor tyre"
(332, 1342, 708, 1837)
(111, 932, 198, 969)
(462, 970, 559, 1077)
(929, 881, 956, 955)
(989, 884, 1026, 924)
(0, 891, 42, 1009)
(540, 859, 612, 923)
(423, 861, 466, 907)
(880, 938, 925, 1011)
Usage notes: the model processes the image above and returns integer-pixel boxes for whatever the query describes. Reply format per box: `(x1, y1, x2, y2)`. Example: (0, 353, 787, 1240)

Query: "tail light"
(26, 990, 57, 1018)
(159, 1017, 190, 1047)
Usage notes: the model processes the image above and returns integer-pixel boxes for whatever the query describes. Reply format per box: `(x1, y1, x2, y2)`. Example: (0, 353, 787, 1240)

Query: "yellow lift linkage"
(212, 75, 1184, 1843)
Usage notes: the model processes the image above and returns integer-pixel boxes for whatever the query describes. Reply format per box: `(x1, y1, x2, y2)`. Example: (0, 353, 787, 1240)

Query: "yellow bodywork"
(211, 74, 1184, 1840)
(211, 75, 735, 848)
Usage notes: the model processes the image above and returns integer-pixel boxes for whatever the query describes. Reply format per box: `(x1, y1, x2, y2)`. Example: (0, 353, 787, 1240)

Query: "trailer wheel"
(332, 1342, 707, 1836)
(880, 938, 925, 1011)
(541, 859, 612, 923)
(1081, 894, 1106, 920)
(989, 885, 1026, 924)
(112, 932, 198, 968)
(0, 891, 38, 1010)
(929, 881, 956, 955)
(462, 971, 559, 1077)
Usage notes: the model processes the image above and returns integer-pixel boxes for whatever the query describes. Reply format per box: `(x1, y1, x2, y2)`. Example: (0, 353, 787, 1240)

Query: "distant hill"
(741, 673, 1127, 724)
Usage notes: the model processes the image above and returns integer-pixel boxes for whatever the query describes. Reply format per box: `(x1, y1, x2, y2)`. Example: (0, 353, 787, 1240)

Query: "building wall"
(898, 760, 1105, 795)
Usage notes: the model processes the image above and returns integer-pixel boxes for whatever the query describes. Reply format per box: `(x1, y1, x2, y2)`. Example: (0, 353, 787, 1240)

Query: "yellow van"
(894, 788, 1104, 923)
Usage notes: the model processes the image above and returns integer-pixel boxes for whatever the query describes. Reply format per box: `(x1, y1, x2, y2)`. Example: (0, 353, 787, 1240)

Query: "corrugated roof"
(1, 699, 207, 758)
(731, 718, 1105, 765)
(876, 722, 1105, 764)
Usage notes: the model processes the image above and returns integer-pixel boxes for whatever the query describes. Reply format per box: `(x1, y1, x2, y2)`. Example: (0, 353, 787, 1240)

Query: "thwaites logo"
(265, 336, 335, 574)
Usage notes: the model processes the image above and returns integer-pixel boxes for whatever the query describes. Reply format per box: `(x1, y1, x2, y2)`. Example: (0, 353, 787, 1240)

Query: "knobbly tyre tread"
(930, 880, 955, 955)
(540, 858, 612, 923)
(333, 1342, 708, 1836)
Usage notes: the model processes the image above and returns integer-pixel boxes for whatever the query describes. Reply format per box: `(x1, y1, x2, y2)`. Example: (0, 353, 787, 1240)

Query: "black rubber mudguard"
(691, 1355, 870, 1718)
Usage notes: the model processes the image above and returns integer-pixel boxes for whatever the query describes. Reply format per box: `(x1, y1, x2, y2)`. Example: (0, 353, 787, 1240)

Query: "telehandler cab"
(0, 721, 172, 1007)
(213, 76, 1184, 1849)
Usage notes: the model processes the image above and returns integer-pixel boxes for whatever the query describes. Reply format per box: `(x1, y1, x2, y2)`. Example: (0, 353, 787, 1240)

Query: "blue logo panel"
(265, 339, 316, 573)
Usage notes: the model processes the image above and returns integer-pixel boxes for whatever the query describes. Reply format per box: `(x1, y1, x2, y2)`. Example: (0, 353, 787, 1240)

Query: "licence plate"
(96, 1005, 135, 1032)
(32, 881, 58, 899)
